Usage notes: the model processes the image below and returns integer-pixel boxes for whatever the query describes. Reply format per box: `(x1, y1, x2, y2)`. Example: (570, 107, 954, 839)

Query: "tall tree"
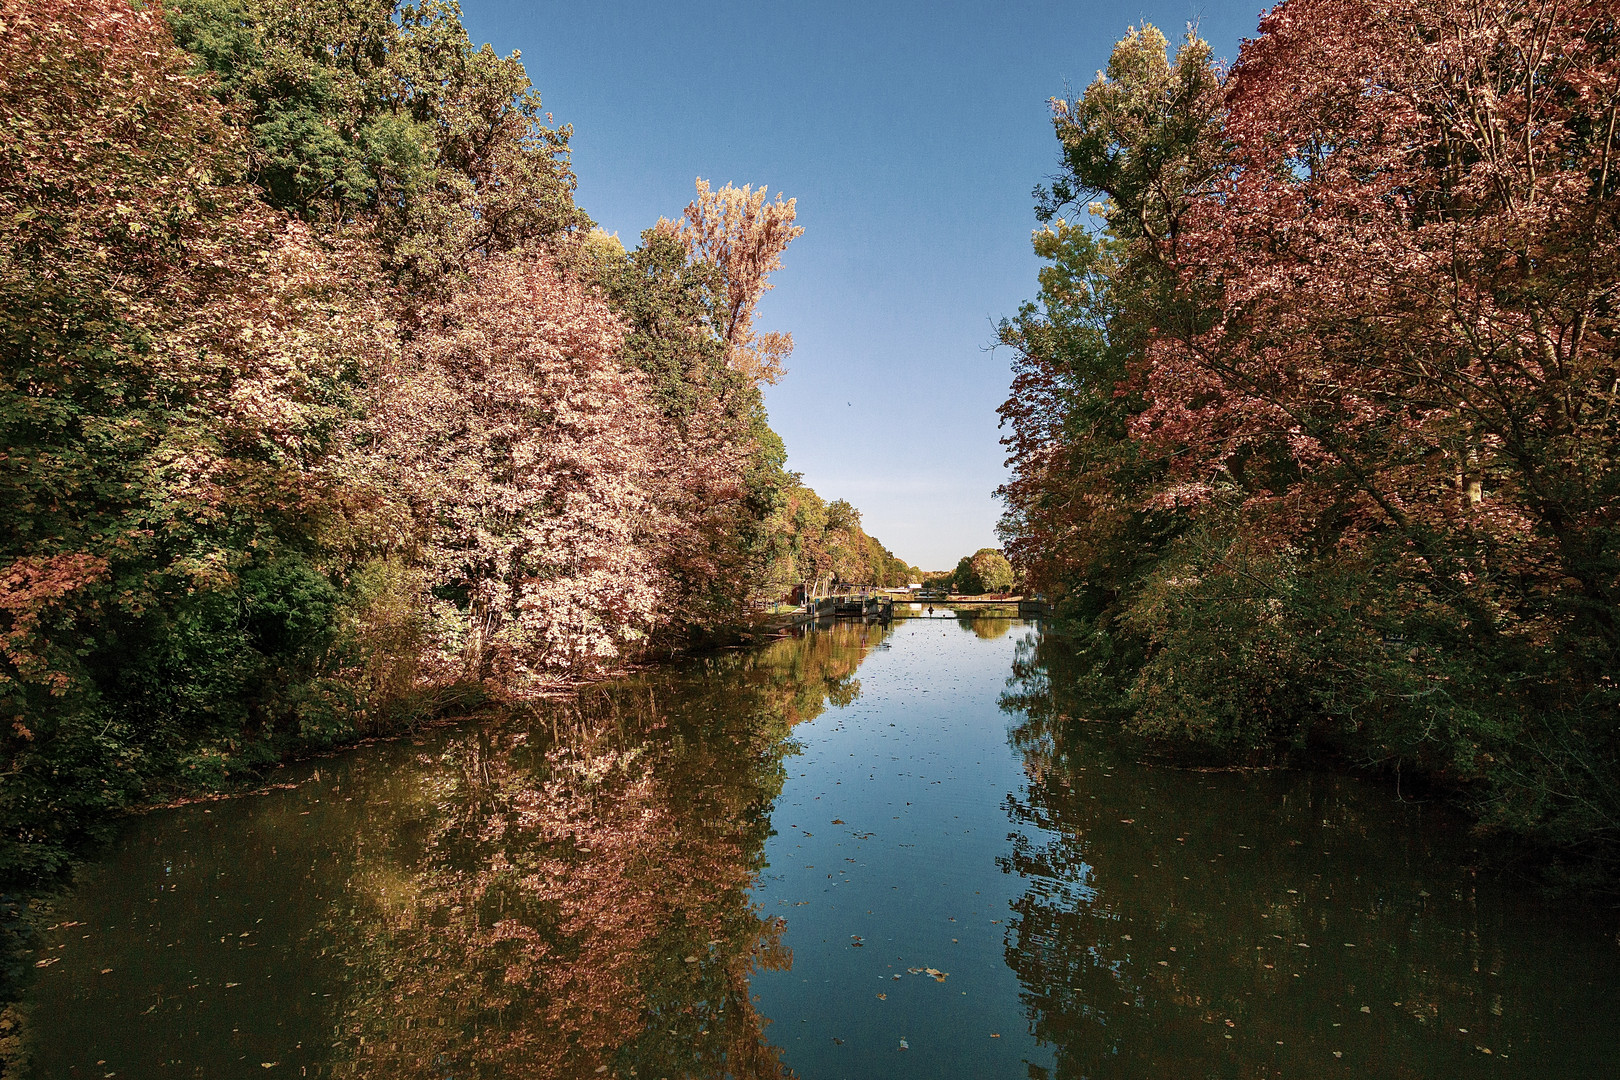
(674, 180, 804, 387)
(372, 251, 667, 692)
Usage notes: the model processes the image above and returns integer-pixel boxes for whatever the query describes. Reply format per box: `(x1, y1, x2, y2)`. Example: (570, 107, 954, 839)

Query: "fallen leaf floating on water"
(831, 819, 845, 824)
(876, 993, 886, 1000)
(902, 967, 949, 982)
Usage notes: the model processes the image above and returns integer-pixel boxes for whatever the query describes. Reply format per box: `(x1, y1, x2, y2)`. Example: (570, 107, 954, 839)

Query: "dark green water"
(23, 619, 1620, 1078)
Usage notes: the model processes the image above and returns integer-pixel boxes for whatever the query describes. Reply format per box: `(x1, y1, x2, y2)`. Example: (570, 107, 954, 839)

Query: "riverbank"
(1015, 620, 1620, 897)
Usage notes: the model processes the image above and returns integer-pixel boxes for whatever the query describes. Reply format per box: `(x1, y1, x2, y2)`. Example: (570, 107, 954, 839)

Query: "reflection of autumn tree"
(963, 617, 1014, 641)
(753, 620, 890, 726)
(997, 632, 1607, 1079)
(321, 624, 887, 1077)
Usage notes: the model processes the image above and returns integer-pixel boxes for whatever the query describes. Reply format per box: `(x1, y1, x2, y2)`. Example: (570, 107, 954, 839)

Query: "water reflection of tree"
(996, 629, 1606, 1080)
(961, 616, 1014, 640)
(767, 619, 890, 723)
(320, 622, 890, 1078)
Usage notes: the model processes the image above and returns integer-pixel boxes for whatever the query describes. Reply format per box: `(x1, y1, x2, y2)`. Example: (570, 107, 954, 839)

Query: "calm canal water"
(25, 617, 1620, 1078)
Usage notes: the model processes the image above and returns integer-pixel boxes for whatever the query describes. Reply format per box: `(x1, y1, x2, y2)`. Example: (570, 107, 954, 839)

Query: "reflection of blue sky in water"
(751, 617, 1050, 1077)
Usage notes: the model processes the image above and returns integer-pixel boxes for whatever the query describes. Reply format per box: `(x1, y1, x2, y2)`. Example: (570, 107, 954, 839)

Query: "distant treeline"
(0, 0, 909, 894)
(998, 4, 1619, 867)
(921, 548, 1015, 595)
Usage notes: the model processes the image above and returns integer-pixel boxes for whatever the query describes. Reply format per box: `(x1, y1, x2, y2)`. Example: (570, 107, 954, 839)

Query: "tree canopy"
(999, 0, 1620, 858)
(951, 549, 1016, 595)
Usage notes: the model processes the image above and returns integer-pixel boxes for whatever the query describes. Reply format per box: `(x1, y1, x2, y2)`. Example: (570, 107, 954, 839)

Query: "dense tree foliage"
(0, 0, 909, 958)
(0, 0, 378, 882)
(759, 487, 918, 591)
(163, 0, 586, 290)
(999, 5, 1620, 862)
(949, 548, 1016, 595)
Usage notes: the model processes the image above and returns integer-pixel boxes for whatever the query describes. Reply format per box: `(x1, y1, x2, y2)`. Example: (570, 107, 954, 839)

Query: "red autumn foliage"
(1138, 0, 1620, 645)
(0, 555, 109, 696)
(1003, 1, 1620, 847)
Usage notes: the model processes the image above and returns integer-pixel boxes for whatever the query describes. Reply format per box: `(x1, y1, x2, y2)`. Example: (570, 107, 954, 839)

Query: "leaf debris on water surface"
(906, 966, 949, 981)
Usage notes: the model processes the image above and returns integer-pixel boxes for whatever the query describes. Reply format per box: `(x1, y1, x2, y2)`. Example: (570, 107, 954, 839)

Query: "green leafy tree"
(971, 549, 1016, 593)
(950, 557, 977, 594)
(163, 0, 587, 291)
(950, 549, 1014, 594)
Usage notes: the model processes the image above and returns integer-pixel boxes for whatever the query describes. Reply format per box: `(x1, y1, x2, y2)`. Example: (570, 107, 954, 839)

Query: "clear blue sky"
(460, 0, 1261, 571)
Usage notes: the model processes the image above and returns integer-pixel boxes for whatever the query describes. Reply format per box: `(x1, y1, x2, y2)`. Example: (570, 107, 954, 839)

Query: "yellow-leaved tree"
(672, 180, 804, 387)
